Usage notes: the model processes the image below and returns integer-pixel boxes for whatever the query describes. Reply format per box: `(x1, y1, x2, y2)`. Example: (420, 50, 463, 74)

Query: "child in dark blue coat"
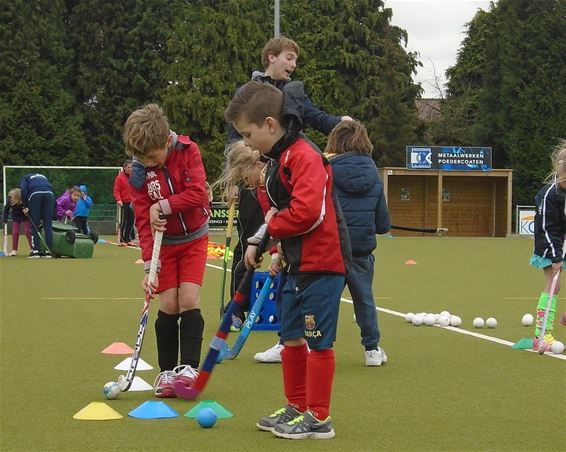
(326, 120, 391, 366)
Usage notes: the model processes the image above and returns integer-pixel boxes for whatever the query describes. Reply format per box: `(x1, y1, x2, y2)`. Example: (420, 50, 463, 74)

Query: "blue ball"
(196, 407, 217, 428)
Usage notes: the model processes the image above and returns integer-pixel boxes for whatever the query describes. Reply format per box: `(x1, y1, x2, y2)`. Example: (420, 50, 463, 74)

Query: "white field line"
(43, 297, 141, 300)
(341, 297, 566, 362)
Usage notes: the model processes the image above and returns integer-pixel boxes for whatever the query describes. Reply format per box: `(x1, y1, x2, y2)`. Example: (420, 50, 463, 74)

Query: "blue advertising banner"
(406, 146, 492, 171)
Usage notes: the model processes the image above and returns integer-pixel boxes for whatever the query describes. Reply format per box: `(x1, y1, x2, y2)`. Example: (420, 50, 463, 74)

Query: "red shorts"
(157, 235, 208, 292)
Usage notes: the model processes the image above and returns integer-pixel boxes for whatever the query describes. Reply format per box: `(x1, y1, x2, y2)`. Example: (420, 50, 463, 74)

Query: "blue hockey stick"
(224, 273, 274, 360)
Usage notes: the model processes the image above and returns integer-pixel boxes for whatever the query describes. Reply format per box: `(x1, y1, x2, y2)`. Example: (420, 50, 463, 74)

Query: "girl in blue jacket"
(326, 120, 391, 366)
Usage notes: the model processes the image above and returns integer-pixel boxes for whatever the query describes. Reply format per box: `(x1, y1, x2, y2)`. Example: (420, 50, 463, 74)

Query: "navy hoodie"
(331, 153, 391, 257)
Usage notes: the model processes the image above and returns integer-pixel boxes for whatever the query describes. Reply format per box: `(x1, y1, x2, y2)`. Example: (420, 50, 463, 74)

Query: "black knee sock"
(155, 310, 179, 371)
(180, 308, 204, 368)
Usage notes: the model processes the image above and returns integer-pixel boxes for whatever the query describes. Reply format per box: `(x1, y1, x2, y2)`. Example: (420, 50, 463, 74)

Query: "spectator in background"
(113, 159, 135, 246)
(56, 186, 81, 222)
(74, 184, 93, 234)
(2, 188, 32, 256)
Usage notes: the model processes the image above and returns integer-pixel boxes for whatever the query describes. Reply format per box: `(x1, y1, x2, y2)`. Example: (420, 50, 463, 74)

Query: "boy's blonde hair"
(326, 120, 373, 156)
(123, 103, 170, 157)
(212, 141, 261, 202)
(225, 81, 283, 126)
(8, 188, 22, 204)
(550, 139, 566, 185)
(261, 36, 300, 69)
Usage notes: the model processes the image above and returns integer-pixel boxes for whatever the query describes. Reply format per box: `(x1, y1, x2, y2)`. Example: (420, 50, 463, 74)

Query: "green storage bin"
(42, 221, 97, 258)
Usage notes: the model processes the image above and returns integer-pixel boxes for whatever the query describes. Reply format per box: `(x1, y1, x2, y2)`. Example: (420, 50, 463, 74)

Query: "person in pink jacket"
(56, 186, 81, 221)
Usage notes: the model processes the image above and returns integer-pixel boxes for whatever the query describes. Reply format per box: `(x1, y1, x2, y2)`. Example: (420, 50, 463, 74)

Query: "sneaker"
(172, 364, 198, 387)
(41, 251, 52, 259)
(533, 334, 556, 352)
(365, 347, 388, 366)
(153, 370, 177, 398)
(254, 343, 284, 363)
(118, 242, 128, 247)
(272, 410, 335, 440)
(27, 250, 40, 259)
(256, 404, 302, 432)
(9, 250, 17, 256)
(230, 315, 243, 332)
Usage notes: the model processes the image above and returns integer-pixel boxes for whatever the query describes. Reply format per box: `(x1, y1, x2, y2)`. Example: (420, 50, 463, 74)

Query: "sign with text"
(406, 146, 492, 171)
(209, 202, 238, 230)
(516, 206, 536, 235)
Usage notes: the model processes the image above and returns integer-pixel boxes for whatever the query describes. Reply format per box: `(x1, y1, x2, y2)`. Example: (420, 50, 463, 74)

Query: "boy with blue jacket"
(326, 120, 391, 366)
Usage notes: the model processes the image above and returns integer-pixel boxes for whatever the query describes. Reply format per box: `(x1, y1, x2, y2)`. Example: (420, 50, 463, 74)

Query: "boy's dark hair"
(224, 81, 283, 126)
(261, 36, 300, 69)
(326, 120, 373, 156)
(122, 159, 132, 168)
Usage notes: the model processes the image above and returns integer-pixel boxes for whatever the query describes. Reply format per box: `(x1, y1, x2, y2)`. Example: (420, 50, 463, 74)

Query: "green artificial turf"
(1, 235, 564, 451)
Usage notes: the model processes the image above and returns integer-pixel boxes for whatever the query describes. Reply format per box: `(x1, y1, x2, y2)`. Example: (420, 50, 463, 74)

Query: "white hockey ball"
(424, 314, 435, 326)
(550, 341, 565, 354)
(486, 317, 497, 328)
(473, 317, 485, 328)
(405, 312, 415, 323)
(412, 314, 424, 326)
(450, 315, 462, 327)
(521, 313, 534, 327)
(103, 381, 121, 399)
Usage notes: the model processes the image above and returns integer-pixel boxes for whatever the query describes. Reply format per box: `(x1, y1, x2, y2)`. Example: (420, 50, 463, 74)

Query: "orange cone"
(405, 259, 417, 265)
(101, 342, 134, 355)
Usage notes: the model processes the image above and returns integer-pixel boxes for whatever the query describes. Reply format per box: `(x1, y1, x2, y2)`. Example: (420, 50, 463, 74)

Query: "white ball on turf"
(103, 381, 121, 399)
(438, 315, 451, 327)
(440, 310, 451, 318)
(450, 315, 462, 327)
(486, 317, 497, 328)
(424, 313, 435, 326)
(473, 317, 485, 328)
(550, 341, 565, 354)
(412, 314, 423, 326)
(405, 312, 414, 323)
(521, 313, 534, 327)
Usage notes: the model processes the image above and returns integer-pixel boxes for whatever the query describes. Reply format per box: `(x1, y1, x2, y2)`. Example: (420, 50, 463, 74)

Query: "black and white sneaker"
(272, 411, 335, 440)
(256, 404, 302, 432)
(27, 250, 40, 259)
(41, 251, 52, 259)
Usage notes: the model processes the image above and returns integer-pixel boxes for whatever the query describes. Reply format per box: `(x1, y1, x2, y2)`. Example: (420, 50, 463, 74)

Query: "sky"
(385, 0, 495, 98)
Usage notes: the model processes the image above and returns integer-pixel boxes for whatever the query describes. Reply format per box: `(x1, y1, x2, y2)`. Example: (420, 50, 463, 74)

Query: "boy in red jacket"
(123, 104, 210, 398)
(225, 81, 349, 440)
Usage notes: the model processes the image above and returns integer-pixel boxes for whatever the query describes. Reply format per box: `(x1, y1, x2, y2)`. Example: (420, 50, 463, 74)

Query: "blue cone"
(128, 401, 179, 419)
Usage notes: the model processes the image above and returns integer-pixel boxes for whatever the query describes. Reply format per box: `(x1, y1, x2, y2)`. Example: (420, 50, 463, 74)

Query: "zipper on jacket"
(162, 166, 189, 235)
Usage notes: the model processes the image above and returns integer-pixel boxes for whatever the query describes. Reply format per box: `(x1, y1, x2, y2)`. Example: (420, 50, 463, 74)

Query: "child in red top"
(113, 160, 135, 245)
(225, 81, 349, 440)
(123, 103, 210, 398)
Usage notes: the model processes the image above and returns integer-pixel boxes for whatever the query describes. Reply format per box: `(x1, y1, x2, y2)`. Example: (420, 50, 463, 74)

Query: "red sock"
(307, 349, 335, 420)
(281, 343, 308, 412)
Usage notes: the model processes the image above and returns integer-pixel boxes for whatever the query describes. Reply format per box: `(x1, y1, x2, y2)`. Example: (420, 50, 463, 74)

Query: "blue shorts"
(529, 254, 566, 269)
(280, 273, 345, 350)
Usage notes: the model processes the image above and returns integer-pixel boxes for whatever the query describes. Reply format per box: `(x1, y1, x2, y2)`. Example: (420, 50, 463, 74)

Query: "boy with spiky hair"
(123, 103, 210, 398)
(225, 81, 350, 440)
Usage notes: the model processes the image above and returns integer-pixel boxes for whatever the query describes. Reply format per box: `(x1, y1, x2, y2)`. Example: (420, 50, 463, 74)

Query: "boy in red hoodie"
(123, 104, 210, 398)
(225, 81, 350, 440)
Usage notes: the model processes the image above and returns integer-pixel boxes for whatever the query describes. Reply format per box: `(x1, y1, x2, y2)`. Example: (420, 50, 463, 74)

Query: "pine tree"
(0, 0, 87, 169)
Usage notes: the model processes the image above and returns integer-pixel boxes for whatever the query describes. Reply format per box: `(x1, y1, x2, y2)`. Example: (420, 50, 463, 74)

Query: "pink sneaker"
(154, 370, 177, 398)
(173, 364, 198, 388)
(533, 334, 555, 353)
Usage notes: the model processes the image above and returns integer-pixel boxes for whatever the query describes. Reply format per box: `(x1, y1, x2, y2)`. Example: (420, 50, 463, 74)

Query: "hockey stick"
(536, 270, 560, 354)
(117, 229, 163, 391)
(2, 222, 8, 256)
(224, 273, 274, 360)
(391, 224, 448, 234)
(174, 229, 271, 400)
(219, 197, 237, 320)
(27, 214, 53, 254)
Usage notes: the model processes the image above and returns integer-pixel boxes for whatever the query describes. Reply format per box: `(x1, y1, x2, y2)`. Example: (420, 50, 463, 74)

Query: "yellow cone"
(73, 402, 123, 420)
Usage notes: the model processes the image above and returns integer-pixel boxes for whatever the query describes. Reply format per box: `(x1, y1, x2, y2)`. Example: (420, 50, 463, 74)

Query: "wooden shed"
(378, 167, 513, 237)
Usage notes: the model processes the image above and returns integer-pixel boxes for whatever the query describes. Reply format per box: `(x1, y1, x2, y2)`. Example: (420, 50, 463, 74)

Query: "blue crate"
(249, 271, 281, 331)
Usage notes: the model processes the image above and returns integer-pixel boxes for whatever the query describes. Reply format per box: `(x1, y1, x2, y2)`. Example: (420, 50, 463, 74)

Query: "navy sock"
(180, 308, 204, 368)
(155, 310, 179, 371)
